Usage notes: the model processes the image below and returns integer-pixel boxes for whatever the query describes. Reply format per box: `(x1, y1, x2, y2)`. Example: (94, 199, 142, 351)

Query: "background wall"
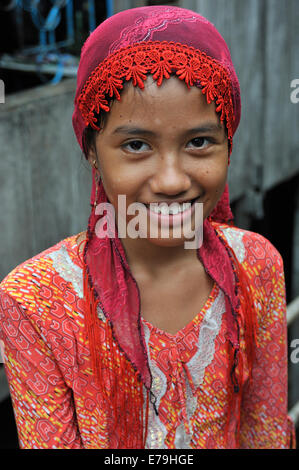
(0, 79, 90, 279)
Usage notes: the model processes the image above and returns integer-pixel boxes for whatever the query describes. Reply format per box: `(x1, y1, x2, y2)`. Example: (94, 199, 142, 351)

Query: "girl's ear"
(87, 145, 97, 167)
(83, 125, 99, 166)
(87, 146, 101, 179)
(86, 135, 99, 169)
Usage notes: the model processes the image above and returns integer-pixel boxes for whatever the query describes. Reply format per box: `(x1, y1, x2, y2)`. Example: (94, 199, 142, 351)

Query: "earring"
(93, 159, 98, 169)
(93, 170, 100, 209)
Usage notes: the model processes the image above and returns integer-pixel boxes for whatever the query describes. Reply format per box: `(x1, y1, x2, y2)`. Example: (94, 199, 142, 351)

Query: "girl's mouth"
(145, 197, 200, 226)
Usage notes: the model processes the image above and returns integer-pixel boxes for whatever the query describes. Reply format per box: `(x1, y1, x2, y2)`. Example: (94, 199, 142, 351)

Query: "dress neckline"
(141, 281, 219, 340)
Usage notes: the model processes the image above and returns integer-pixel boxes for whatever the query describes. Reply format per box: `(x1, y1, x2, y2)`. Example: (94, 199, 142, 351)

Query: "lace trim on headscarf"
(76, 41, 235, 149)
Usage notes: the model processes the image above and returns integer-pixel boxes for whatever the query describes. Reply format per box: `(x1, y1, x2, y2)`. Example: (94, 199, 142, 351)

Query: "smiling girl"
(0, 6, 295, 449)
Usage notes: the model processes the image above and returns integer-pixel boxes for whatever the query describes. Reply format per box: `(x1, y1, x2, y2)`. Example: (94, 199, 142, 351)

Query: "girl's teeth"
(169, 205, 180, 215)
(149, 201, 193, 215)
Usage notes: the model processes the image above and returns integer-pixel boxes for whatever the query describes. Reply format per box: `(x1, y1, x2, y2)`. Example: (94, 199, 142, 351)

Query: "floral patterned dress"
(0, 224, 295, 448)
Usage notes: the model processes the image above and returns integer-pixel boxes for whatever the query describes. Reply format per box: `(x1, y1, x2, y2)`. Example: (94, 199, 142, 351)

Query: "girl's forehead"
(122, 74, 200, 98)
(104, 76, 219, 129)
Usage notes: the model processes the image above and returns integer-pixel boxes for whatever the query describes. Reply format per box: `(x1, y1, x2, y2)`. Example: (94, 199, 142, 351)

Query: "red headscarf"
(72, 6, 256, 448)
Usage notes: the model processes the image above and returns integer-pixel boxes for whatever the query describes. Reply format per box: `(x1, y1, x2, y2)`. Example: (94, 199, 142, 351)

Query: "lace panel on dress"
(47, 245, 84, 298)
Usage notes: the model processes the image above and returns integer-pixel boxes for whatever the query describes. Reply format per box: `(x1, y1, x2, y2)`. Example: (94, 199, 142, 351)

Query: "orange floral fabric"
(0, 224, 295, 448)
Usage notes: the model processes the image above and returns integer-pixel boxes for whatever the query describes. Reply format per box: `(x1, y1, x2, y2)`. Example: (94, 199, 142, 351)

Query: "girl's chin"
(145, 235, 189, 248)
(144, 224, 202, 248)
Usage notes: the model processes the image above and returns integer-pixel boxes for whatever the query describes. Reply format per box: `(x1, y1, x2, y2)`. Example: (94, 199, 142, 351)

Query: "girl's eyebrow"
(185, 123, 224, 136)
(112, 126, 156, 137)
(111, 122, 223, 137)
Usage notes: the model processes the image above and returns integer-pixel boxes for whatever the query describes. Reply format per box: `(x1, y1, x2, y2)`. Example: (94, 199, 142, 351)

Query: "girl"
(0, 5, 296, 449)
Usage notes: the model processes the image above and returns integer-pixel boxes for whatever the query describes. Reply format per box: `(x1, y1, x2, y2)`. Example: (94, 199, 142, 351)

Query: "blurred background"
(0, 0, 298, 449)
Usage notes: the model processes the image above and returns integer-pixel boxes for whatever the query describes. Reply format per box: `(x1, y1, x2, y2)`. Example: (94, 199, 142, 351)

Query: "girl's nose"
(149, 155, 191, 196)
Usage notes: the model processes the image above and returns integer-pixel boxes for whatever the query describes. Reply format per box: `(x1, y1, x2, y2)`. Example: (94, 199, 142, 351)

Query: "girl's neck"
(120, 235, 198, 277)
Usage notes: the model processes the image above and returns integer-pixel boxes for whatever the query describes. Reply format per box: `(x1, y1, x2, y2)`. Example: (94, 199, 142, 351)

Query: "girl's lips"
(145, 197, 199, 227)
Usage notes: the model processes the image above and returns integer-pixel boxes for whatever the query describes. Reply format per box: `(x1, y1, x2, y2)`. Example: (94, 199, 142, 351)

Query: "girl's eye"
(186, 137, 210, 149)
(123, 140, 151, 153)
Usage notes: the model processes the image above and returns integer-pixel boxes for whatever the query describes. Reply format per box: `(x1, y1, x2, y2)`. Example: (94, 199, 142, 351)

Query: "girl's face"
(88, 75, 229, 247)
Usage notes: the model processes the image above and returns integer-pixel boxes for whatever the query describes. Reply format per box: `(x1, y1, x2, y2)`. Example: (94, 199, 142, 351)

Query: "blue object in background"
(106, 0, 113, 18)
(4, 1, 114, 84)
(88, 0, 96, 32)
(16, 0, 75, 54)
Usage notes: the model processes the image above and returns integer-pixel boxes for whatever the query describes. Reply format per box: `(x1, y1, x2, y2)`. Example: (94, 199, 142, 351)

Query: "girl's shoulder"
(0, 232, 85, 323)
(213, 223, 286, 331)
(212, 222, 285, 303)
(213, 222, 284, 270)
